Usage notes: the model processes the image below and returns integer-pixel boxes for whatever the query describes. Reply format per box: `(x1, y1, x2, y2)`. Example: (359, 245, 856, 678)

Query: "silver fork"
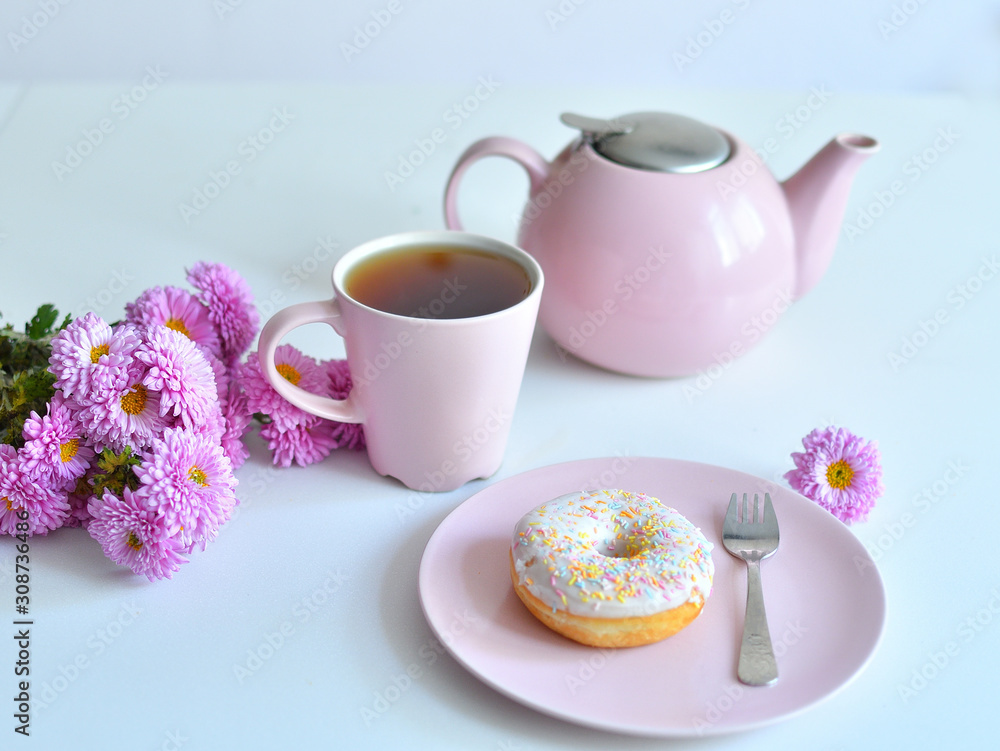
(722, 492, 780, 686)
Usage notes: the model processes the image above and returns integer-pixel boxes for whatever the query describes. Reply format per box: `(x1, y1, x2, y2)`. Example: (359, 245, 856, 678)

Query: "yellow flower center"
(120, 384, 148, 415)
(59, 438, 81, 463)
(90, 343, 110, 364)
(126, 532, 143, 551)
(826, 460, 855, 490)
(165, 317, 191, 338)
(3, 496, 12, 511)
(276, 363, 302, 385)
(188, 466, 208, 487)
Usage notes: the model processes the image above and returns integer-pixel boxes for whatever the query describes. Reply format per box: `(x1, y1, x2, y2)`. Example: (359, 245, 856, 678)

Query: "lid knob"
(560, 111, 731, 174)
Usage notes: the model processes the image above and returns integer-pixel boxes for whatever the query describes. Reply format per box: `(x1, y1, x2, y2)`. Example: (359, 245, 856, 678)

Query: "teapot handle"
(444, 137, 549, 231)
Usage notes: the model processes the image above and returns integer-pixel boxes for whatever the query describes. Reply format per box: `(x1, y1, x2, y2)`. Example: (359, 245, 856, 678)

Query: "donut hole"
(600, 518, 660, 559)
(603, 545, 632, 559)
(597, 534, 630, 558)
(600, 538, 647, 559)
(595, 515, 663, 558)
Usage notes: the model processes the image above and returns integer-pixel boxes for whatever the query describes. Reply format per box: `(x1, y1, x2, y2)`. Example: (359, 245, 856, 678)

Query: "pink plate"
(417, 456, 887, 737)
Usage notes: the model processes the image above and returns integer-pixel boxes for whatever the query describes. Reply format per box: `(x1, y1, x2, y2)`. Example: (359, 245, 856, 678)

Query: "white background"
(0, 0, 996, 93)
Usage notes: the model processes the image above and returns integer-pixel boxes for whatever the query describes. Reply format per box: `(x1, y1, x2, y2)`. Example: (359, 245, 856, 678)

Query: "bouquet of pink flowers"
(1, 262, 363, 580)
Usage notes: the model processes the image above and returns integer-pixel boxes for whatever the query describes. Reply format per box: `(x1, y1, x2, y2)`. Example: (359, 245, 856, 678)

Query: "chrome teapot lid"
(561, 111, 731, 174)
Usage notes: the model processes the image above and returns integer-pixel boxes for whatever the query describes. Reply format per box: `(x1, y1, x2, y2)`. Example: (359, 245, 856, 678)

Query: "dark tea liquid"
(345, 246, 532, 319)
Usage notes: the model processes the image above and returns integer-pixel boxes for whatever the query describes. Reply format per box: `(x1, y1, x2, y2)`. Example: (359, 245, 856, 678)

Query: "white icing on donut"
(511, 489, 714, 619)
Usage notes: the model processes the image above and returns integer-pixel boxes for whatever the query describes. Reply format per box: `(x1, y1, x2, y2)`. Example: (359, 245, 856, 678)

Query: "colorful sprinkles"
(511, 489, 714, 618)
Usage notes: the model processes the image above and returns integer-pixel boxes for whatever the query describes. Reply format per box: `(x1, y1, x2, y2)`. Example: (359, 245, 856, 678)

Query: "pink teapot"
(444, 112, 878, 377)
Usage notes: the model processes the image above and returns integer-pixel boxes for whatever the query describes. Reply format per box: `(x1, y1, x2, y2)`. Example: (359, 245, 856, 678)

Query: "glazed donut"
(510, 489, 714, 648)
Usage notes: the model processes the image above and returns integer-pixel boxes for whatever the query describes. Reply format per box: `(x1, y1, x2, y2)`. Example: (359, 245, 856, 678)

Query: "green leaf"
(0, 366, 55, 447)
(25, 304, 60, 339)
(89, 447, 142, 497)
(0, 306, 65, 447)
(1, 329, 55, 373)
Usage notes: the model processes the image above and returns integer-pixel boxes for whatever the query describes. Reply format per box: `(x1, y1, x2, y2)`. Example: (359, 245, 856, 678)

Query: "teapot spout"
(782, 134, 879, 300)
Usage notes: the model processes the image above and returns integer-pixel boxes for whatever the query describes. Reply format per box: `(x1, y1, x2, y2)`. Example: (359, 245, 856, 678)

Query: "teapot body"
(517, 135, 795, 377)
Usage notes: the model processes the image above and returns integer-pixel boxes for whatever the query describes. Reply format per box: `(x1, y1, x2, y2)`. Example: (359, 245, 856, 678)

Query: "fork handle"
(738, 559, 778, 686)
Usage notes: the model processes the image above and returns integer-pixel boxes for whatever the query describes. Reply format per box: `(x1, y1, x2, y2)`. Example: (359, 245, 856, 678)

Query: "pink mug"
(256, 230, 543, 492)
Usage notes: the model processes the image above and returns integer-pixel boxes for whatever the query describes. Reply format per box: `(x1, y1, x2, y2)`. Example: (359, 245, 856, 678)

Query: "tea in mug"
(345, 245, 532, 319)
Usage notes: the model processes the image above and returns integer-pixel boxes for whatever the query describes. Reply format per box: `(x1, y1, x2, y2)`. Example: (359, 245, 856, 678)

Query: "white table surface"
(0, 82, 996, 749)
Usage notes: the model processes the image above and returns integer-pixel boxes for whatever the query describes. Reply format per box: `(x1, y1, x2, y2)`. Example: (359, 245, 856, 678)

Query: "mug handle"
(443, 136, 550, 231)
(257, 298, 364, 424)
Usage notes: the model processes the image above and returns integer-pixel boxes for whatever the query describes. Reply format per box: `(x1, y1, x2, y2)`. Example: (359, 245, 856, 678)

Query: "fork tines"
(726, 492, 774, 523)
(739, 492, 772, 523)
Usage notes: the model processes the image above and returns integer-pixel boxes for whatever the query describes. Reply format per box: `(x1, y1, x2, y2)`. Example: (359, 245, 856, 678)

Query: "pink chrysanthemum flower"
(134, 428, 238, 550)
(784, 426, 884, 524)
(77, 362, 165, 453)
(135, 325, 219, 432)
(186, 262, 259, 365)
(0, 445, 71, 536)
(125, 285, 220, 358)
(325, 358, 352, 396)
(0, 445, 22, 535)
(19, 393, 95, 486)
(260, 419, 338, 468)
(87, 488, 187, 581)
(200, 345, 230, 406)
(324, 359, 365, 451)
(48, 313, 140, 399)
(186, 406, 227, 447)
(65, 485, 93, 529)
(220, 383, 252, 469)
(236, 346, 326, 430)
